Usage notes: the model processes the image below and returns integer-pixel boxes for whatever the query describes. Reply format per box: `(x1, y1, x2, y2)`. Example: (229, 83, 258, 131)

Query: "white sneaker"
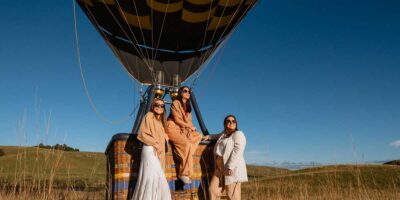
(179, 175, 192, 184)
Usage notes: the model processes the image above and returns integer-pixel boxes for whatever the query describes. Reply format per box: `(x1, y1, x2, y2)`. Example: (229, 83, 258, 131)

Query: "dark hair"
(152, 98, 167, 128)
(223, 115, 238, 132)
(177, 86, 192, 113)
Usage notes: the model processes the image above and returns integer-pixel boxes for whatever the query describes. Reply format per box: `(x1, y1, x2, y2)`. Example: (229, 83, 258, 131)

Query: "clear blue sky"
(1, 0, 399, 165)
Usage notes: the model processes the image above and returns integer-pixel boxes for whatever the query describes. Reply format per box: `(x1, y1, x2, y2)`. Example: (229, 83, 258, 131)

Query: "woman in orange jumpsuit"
(166, 86, 202, 184)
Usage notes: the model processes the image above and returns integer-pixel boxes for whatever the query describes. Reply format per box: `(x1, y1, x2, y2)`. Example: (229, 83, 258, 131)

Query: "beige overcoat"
(137, 112, 167, 160)
(211, 130, 248, 185)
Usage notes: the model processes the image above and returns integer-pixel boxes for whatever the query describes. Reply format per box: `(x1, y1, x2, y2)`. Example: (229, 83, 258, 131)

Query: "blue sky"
(1, 0, 399, 165)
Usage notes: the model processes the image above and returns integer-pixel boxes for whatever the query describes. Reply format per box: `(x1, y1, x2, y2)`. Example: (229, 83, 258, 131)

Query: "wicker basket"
(105, 133, 215, 200)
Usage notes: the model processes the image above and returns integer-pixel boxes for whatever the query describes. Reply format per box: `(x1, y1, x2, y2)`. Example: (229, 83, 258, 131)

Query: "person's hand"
(157, 148, 163, 155)
(202, 135, 210, 141)
(153, 143, 160, 156)
(190, 126, 196, 132)
(225, 169, 233, 176)
(153, 148, 158, 156)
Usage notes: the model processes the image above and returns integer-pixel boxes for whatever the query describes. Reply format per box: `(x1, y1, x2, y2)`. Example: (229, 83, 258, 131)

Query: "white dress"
(132, 145, 171, 200)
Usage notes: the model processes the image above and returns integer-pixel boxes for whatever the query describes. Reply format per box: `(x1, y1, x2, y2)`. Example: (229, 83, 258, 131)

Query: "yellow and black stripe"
(76, 0, 258, 86)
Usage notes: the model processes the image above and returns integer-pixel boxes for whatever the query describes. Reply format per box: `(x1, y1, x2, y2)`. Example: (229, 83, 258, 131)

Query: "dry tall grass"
(243, 165, 400, 200)
(0, 146, 104, 200)
(0, 92, 105, 200)
(1, 148, 399, 199)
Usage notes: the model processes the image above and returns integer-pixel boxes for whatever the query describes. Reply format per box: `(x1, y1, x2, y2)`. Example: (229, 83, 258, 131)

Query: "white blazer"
(212, 130, 248, 185)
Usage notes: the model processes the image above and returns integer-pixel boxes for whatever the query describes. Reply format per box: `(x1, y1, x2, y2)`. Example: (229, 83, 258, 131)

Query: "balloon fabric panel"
(76, 0, 257, 86)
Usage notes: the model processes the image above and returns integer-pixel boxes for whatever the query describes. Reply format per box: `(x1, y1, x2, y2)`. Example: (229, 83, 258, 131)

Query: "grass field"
(0, 146, 105, 186)
(1, 146, 399, 199)
(244, 165, 400, 199)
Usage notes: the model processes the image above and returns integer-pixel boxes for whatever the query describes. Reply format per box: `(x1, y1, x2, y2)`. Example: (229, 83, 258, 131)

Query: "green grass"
(0, 146, 105, 188)
(242, 164, 400, 199)
(0, 146, 289, 187)
(247, 165, 290, 179)
(1, 145, 400, 199)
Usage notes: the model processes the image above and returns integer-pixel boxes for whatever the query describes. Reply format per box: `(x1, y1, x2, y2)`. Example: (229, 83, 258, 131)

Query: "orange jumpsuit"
(166, 100, 202, 177)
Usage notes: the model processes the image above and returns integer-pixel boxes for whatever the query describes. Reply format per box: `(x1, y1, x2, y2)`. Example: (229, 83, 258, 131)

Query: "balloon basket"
(105, 133, 215, 200)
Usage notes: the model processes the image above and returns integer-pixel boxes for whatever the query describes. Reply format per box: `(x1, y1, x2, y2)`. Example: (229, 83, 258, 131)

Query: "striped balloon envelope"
(76, 0, 258, 86)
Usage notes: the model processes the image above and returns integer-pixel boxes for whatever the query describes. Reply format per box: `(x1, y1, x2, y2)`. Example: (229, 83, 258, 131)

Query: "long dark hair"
(223, 114, 239, 132)
(177, 86, 192, 113)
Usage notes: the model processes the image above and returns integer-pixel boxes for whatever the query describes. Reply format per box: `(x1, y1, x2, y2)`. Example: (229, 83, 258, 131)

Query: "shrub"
(35, 143, 80, 152)
(384, 160, 400, 166)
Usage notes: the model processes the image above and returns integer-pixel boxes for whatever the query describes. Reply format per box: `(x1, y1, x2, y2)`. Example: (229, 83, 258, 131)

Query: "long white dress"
(132, 145, 171, 200)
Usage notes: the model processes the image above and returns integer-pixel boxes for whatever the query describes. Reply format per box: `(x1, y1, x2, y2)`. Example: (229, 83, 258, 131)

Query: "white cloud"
(389, 140, 400, 148)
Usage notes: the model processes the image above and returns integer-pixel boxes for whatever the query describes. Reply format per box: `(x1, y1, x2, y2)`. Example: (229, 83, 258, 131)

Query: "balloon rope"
(150, 0, 155, 68)
(197, 40, 228, 97)
(130, 0, 154, 75)
(182, 0, 216, 82)
(112, 1, 152, 66)
(188, 0, 219, 83)
(189, 40, 224, 89)
(73, 0, 138, 124)
(82, 2, 144, 83)
(101, 1, 154, 78)
(200, 0, 218, 52)
(188, 0, 236, 87)
(191, 0, 257, 88)
(153, 0, 171, 80)
(201, 0, 248, 66)
(182, 49, 201, 84)
(195, 0, 233, 74)
(211, 0, 258, 60)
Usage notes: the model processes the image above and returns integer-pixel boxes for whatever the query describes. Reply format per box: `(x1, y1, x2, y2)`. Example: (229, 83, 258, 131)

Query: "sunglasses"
(182, 89, 190, 94)
(153, 103, 165, 108)
(226, 120, 236, 124)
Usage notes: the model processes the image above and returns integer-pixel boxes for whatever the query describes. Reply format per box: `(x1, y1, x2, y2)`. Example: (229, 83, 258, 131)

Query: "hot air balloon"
(76, 0, 257, 134)
(75, 0, 258, 199)
(77, 0, 256, 84)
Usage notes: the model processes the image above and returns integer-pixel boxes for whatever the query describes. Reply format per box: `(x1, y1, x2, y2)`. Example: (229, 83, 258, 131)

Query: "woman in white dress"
(132, 98, 171, 200)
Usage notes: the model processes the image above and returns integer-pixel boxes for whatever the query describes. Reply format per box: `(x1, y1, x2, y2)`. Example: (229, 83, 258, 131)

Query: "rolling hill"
(1, 145, 399, 199)
(0, 146, 106, 188)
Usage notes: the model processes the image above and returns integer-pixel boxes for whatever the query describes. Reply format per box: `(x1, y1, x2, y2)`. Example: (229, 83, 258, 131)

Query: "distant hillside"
(384, 160, 400, 166)
(0, 146, 106, 187)
(247, 165, 290, 180)
(2, 145, 400, 200)
(0, 146, 290, 188)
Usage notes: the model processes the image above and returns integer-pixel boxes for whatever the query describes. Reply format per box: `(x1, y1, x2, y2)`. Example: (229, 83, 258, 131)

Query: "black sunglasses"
(182, 89, 190, 94)
(226, 120, 236, 124)
(153, 103, 165, 108)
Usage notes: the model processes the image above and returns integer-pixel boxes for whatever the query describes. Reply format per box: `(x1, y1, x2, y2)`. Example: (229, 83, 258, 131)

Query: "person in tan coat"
(136, 98, 168, 163)
(133, 98, 171, 200)
(166, 86, 202, 184)
(205, 115, 248, 200)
